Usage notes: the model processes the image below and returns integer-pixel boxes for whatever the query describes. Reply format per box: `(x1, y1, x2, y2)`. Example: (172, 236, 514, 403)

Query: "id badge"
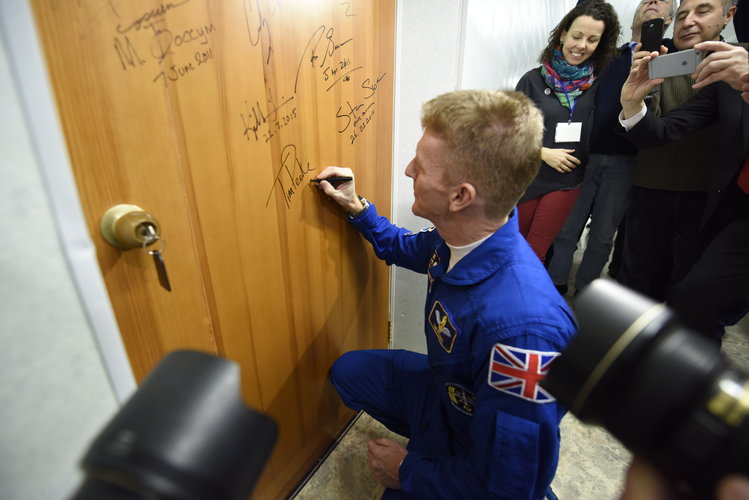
(555, 122, 582, 143)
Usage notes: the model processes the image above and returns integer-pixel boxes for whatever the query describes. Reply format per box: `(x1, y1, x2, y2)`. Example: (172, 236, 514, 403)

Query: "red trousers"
(517, 189, 581, 263)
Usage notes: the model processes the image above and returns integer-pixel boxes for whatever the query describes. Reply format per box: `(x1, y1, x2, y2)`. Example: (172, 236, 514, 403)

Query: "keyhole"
(137, 222, 158, 245)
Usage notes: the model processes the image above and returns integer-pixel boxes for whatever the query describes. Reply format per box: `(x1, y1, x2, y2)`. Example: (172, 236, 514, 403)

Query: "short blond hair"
(421, 89, 543, 219)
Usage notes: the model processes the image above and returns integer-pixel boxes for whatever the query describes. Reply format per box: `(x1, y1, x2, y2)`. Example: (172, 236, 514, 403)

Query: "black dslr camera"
(543, 279, 749, 498)
(69, 350, 278, 500)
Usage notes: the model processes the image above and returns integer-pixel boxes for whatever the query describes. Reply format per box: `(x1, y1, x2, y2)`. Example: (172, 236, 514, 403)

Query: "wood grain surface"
(30, 0, 394, 496)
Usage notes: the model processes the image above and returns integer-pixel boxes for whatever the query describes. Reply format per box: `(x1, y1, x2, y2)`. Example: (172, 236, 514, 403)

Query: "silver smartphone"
(648, 49, 703, 79)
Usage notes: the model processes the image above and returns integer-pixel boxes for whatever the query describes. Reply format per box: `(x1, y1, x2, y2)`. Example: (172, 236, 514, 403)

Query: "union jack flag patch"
(487, 343, 559, 403)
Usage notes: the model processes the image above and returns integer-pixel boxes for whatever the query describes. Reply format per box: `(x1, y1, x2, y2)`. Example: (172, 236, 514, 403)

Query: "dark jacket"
(590, 43, 639, 155)
(624, 81, 749, 229)
(633, 38, 717, 191)
(515, 67, 598, 202)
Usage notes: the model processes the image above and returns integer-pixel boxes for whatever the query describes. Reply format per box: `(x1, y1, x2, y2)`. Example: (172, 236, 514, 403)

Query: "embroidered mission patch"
(487, 343, 559, 403)
(427, 249, 440, 269)
(427, 250, 441, 291)
(445, 382, 476, 415)
(405, 226, 436, 236)
(428, 301, 458, 353)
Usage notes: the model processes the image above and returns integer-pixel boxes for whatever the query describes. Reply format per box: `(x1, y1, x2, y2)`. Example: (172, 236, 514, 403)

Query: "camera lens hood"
(70, 350, 278, 500)
(543, 279, 749, 496)
(543, 279, 676, 420)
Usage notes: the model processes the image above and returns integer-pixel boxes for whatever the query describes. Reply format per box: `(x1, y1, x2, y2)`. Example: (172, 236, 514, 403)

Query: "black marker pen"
(309, 176, 353, 183)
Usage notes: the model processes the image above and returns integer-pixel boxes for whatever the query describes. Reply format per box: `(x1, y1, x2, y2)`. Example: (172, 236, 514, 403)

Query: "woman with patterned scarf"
(515, 0, 620, 265)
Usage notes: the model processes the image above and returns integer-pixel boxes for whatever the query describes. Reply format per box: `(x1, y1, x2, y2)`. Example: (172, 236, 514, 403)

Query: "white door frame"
(0, 0, 136, 403)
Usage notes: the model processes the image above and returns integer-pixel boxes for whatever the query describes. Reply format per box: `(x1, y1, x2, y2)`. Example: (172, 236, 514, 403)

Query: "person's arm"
(366, 437, 407, 490)
(541, 147, 581, 173)
(691, 41, 749, 91)
(622, 82, 720, 150)
(742, 72, 749, 104)
(314, 166, 438, 272)
(620, 49, 666, 119)
(315, 166, 365, 214)
(515, 70, 580, 173)
(618, 43, 725, 149)
(397, 331, 566, 499)
(619, 105, 648, 131)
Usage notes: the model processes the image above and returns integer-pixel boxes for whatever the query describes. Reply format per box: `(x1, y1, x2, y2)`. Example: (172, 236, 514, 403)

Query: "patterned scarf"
(541, 48, 596, 110)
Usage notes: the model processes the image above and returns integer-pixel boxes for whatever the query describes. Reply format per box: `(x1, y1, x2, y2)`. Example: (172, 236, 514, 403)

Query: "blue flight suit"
(330, 202, 577, 499)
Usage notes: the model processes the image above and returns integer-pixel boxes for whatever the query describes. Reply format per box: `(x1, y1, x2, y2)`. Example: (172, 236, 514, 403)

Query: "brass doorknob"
(100, 204, 161, 249)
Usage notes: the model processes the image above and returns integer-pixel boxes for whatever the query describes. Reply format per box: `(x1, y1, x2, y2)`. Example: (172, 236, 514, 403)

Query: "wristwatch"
(348, 195, 370, 219)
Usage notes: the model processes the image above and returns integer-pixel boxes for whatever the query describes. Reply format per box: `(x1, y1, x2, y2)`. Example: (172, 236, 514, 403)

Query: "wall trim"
(0, 0, 136, 404)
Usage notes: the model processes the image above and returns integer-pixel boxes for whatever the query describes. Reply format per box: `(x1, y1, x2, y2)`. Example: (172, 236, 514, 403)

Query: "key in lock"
(100, 204, 172, 292)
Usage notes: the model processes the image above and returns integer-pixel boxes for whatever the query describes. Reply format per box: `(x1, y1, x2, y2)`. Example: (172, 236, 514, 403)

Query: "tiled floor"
(291, 228, 749, 499)
(293, 410, 628, 499)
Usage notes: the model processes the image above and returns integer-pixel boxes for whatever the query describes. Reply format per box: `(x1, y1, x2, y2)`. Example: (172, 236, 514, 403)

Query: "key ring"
(142, 235, 166, 255)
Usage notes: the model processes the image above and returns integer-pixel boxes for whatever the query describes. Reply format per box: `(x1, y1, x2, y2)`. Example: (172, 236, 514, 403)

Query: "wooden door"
(29, 0, 394, 497)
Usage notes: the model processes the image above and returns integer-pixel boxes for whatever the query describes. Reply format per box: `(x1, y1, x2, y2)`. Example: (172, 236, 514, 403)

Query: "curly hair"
(538, 0, 621, 73)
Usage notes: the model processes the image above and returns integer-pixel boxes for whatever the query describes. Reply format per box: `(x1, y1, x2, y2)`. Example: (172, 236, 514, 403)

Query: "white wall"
(461, 0, 736, 93)
(461, 1, 577, 91)
(391, 0, 739, 352)
(0, 28, 118, 500)
(0, 1, 742, 498)
(390, 0, 464, 352)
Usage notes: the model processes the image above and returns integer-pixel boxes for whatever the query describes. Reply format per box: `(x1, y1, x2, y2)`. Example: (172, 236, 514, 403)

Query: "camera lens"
(69, 351, 278, 500)
(543, 279, 749, 496)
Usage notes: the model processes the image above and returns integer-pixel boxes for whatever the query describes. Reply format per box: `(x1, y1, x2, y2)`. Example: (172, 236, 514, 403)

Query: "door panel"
(30, 0, 394, 497)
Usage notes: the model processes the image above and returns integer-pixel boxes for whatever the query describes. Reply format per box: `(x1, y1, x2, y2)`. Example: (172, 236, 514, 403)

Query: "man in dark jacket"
(620, 38, 749, 338)
(616, 0, 737, 303)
